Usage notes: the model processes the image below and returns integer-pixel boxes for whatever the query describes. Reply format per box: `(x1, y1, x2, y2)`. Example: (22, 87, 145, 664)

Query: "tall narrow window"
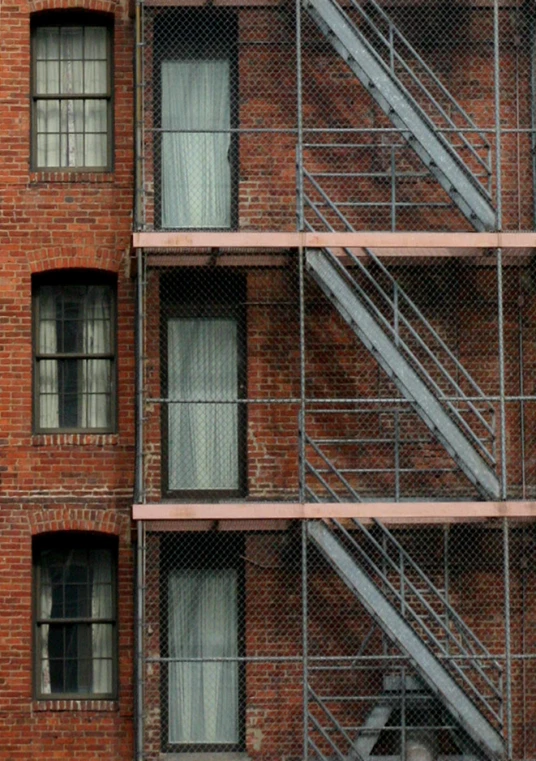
(34, 274, 116, 432)
(161, 60, 231, 228)
(32, 17, 112, 170)
(163, 534, 244, 752)
(168, 567, 239, 744)
(156, 10, 237, 229)
(34, 535, 117, 698)
(167, 318, 239, 492)
(161, 271, 246, 496)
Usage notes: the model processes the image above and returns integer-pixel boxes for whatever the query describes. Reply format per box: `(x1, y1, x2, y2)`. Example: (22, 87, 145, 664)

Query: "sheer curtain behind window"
(168, 568, 239, 744)
(39, 548, 113, 695)
(82, 286, 111, 428)
(35, 26, 107, 168)
(91, 548, 113, 693)
(167, 318, 239, 491)
(38, 288, 59, 428)
(161, 60, 231, 228)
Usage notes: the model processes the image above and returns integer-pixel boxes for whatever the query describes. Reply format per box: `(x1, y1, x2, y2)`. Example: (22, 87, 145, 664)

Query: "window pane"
(36, 61, 60, 95)
(60, 60, 83, 95)
(161, 60, 231, 229)
(168, 569, 239, 744)
(35, 27, 59, 61)
(84, 62, 107, 94)
(85, 27, 107, 60)
(60, 27, 83, 62)
(168, 319, 239, 491)
(38, 546, 114, 696)
(85, 133, 107, 167)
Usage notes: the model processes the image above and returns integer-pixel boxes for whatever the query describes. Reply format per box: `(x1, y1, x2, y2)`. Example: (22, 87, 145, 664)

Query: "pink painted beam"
(133, 231, 536, 250)
(133, 501, 536, 523)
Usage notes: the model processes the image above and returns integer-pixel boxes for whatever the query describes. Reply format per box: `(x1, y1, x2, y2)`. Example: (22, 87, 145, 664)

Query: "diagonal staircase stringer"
(305, 247, 500, 500)
(308, 520, 505, 760)
(303, 0, 496, 231)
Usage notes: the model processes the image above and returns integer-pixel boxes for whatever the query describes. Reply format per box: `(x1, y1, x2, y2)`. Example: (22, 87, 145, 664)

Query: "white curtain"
(168, 569, 238, 744)
(35, 26, 107, 167)
(91, 549, 113, 694)
(39, 562, 53, 694)
(39, 548, 113, 695)
(161, 59, 231, 228)
(167, 319, 239, 491)
(82, 285, 111, 428)
(39, 288, 59, 429)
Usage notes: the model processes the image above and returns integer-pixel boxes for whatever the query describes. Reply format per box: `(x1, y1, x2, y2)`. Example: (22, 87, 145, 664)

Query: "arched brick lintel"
(30, 507, 130, 539)
(29, 248, 121, 275)
(29, 0, 118, 16)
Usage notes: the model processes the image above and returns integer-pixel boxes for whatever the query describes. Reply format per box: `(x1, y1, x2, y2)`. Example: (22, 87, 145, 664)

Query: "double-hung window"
(34, 275, 116, 432)
(34, 535, 117, 698)
(32, 16, 112, 170)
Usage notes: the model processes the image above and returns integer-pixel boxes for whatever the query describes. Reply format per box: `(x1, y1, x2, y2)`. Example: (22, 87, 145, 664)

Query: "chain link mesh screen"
(140, 523, 536, 760)
(136, 1, 536, 233)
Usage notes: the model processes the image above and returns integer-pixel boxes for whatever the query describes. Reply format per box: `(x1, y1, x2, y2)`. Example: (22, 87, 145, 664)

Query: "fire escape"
(297, 0, 503, 756)
(134, 0, 508, 757)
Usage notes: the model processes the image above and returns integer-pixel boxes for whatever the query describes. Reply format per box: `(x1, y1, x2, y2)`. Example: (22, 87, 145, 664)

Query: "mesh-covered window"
(168, 568, 239, 744)
(32, 18, 112, 170)
(34, 275, 115, 432)
(162, 534, 245, 752)
(156, 10, 238, 230)
(34, 535, 117, 698)
(161, 271, 246, 496)
(167, 318, 239, 491)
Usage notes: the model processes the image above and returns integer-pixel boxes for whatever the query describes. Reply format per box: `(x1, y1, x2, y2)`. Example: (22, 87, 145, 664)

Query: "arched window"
(33, 533, 118, 698)
(31, 12, 113, 170)
(33, 270, 116, 432)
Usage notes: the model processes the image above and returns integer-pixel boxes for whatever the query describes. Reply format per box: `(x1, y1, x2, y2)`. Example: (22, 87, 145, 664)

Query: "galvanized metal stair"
(305, 246, 499, 500)
(308, 519, 504, 760)
(302, 0, 496, 231)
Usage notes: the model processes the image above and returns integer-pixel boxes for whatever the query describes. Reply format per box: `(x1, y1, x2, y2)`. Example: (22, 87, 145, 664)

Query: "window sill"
(29, 171, 114, 184)
(32, 433, 119, 447)
(161, 755, 250, 761)
(33, 698, 118, 712)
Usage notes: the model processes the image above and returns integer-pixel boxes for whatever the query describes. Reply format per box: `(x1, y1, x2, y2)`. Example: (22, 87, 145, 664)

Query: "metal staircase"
(305, 246, 499, 500)
(302, 0, 496, 231)
(307, 519, 504, 760)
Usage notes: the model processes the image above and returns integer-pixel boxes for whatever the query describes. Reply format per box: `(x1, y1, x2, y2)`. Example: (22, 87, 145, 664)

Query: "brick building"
(1, 0, 536, 759)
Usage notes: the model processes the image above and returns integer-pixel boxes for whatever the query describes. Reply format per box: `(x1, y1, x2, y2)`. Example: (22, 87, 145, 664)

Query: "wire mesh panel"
(140, 522, 536, 761)
(139, 250, 536, 503)
(142, 261, 302, 503)
(303, 253, 506, 502)
(139, 6, 298, 233)
(136, 1, 536, 233)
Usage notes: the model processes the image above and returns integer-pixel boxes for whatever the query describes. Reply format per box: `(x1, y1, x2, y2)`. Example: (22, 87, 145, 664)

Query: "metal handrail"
(303, 173, 496, 464)
(330, 518, 503, 727)
(330, 0, 492, 186)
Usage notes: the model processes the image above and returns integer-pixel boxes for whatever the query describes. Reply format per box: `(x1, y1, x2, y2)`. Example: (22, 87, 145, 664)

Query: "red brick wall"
(0, 0, 136, 756)
(142, 529, 536, 761)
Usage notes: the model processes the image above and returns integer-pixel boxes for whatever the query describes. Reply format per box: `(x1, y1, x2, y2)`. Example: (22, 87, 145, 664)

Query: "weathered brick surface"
(0, 0, 135, 756)
(1, 0, 535, 759)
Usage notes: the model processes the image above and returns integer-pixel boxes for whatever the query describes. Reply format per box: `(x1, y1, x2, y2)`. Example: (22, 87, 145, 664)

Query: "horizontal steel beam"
(132, 500, 536, 522)
(133, 231, 536, 250)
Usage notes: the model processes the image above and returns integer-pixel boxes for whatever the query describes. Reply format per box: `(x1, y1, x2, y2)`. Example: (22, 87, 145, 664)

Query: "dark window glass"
(35, 539, 116, 698)
(34, 281, 115, 432)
